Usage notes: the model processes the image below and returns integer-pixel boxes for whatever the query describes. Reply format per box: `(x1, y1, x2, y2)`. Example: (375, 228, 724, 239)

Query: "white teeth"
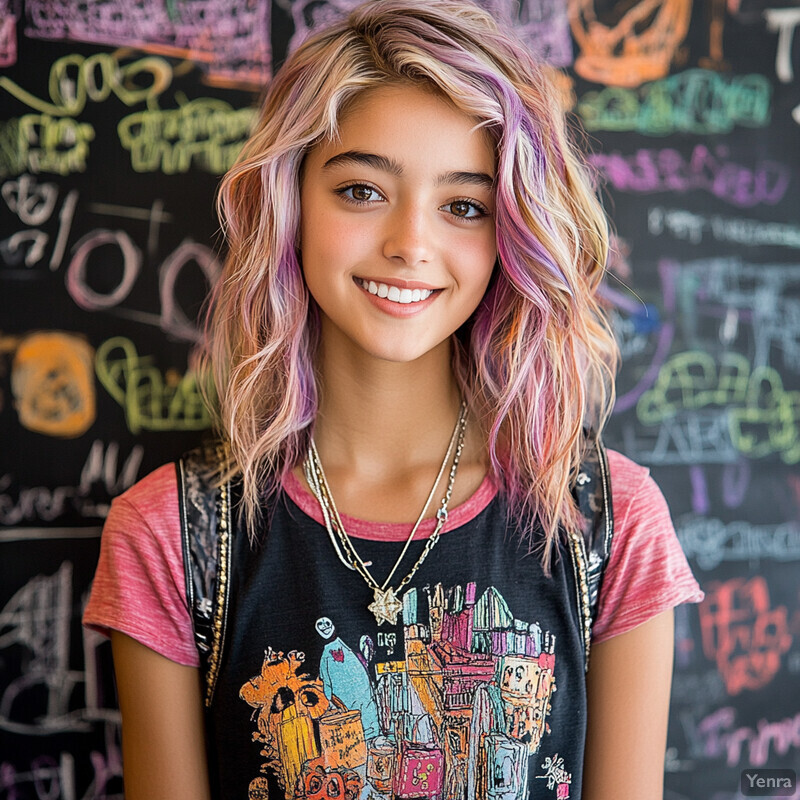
(359, 279, 433, 304)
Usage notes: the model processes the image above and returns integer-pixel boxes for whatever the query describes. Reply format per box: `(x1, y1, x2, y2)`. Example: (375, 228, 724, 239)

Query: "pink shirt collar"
(281, 470, 498, 541)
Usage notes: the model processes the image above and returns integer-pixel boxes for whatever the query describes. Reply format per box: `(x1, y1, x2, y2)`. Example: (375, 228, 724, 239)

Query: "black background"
(1, 2, 799, 798)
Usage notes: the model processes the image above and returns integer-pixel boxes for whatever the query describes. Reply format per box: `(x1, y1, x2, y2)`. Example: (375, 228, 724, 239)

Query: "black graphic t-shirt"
(208, 476, 586, 800)
(84, 452, 705, 800)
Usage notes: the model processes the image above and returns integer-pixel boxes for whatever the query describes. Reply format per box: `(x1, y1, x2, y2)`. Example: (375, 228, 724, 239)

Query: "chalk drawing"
(0, 113, 95, 178)
(637, 352, 800, 465)
(0, 3, 18, 67)
(281, 0, 572, 65)
(0, 561, 100, 734)
(117, 97, 254, 175)
(95, 336, 211, 434)
(764, 8, 800, 84)
(22, 0, 271, 87)
(697, 705, 800, 768)
(66, 229, 142, 311)
(589, 145, 789, 207)
(0, 439, 142, 524)
(10, 331, 95, 439)
(568, 0, 691, 87)
(648, 206, 800, 249)
(699, 577, 792, 696)
(0, 52, 172, 117)
(1, 174, 78, 271)
(677, 517, 800, 571)
(577, 70, 772, 135)
(621, 410, 739, 465)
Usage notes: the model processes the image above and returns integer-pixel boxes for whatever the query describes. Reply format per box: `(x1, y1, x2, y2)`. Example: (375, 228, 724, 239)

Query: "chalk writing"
(588, 145, 789, 207)
(487, 0, 572, 66)
(621, 410, 739, 466)
(10, 331, 95, 438)
(60, 220, 219, 341)
(66, 229, 142, 310)
(638, 351, 752, 425)
(697, 706, 800, 768)
(22, 0, 271, 86)
(0, 52, 172, 117)
(0, 6, 18, 68)
(764, 8, 800, 84)
(1, 174, 78, 270)
(0, 562, 93, 732)
(577, 70, 772, 135)
(95, 337, 211, 434)
(637, 352, 800, 465)
(159, 240, 222, 342)
(568, 0, 691, 87)
(633, 258, 800, 375)
(0, 439, 143, 524)
(677, 517, 800, 571)
(0, 114, 95, 178)
(117, 98, 254, 174)
(648, 206, 800, 249)
(699, 577, 792, 696)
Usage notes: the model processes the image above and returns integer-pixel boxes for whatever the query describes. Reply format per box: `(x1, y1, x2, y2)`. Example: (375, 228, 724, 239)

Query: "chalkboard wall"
(1, 2, 798, 799)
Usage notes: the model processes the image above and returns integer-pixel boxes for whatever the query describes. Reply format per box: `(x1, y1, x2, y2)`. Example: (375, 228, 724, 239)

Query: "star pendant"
(368, 587, 403, 626)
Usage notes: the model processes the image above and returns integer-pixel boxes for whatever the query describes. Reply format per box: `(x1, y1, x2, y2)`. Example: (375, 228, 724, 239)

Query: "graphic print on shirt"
(239, 582, 572, 800)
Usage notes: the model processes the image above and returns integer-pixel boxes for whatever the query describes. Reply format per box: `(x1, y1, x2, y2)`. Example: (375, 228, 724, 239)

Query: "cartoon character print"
(240, 583, 572, 799)
(295, 759, 362, 800)
(240, 647, 331, 795)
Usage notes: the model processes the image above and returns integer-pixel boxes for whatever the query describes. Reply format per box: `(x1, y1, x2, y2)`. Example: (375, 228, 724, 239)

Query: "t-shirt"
(84, 449, 704, 666)
(84, 450, 704, 799)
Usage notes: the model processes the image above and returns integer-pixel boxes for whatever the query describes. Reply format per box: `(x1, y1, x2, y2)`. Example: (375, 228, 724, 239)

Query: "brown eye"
(338, 184, 382, 203)
(451, 201, 472, 217)
(352, 185, 374, 201)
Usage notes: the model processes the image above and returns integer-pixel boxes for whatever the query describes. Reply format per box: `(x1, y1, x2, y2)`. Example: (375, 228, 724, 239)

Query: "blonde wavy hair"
(202, 0, 619, 572)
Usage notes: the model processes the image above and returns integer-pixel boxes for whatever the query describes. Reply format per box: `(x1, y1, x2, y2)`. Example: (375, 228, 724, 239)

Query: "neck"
(313, 338, 463, 478)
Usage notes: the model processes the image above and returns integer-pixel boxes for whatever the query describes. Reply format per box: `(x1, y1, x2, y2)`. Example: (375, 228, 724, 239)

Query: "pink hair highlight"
(202, 0, 618, 570)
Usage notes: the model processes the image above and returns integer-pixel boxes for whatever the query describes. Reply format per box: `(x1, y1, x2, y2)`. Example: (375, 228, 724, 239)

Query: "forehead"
(306, 84, 495, 175)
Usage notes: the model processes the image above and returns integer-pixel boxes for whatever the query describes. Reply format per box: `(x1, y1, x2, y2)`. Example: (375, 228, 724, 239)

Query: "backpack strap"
(568, 434, 615, 672)
(177, 441, 232, 707)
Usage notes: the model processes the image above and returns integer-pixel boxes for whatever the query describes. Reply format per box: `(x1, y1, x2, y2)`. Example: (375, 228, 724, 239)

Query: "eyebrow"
(322, 150, 494, 191)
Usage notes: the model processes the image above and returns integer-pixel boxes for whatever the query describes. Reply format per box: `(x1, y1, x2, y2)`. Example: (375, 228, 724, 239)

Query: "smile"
(356, 278, 434, 304)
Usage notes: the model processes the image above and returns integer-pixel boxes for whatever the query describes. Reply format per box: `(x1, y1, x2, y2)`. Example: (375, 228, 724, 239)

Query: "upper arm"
(582, 608, 675, 800)
(112, 631, 211, 800)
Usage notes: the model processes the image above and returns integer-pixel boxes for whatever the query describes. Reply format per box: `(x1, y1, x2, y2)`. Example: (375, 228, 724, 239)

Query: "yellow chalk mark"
(95, 336, 210, 434)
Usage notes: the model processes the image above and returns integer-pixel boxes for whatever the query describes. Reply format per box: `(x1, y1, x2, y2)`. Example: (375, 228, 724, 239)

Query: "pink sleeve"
(82, 463, 200, 667)
(590, 450, 705, 644)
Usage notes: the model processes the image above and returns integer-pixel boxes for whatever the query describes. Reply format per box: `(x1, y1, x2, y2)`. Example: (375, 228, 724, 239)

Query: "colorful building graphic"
(240, 582, 569, 799)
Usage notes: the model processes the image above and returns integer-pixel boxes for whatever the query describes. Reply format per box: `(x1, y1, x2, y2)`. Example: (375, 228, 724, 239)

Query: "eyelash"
(334, 183, 490, 223)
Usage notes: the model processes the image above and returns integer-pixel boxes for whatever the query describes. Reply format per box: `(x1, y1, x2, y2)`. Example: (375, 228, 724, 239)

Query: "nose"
(382, 202, 433, 267)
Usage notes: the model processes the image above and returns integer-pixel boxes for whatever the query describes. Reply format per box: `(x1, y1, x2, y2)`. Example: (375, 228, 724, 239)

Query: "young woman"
(85, 1, 704, 798)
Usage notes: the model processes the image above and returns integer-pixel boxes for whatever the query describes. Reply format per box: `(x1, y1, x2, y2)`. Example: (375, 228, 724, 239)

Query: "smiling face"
(299, 84, 497, 366)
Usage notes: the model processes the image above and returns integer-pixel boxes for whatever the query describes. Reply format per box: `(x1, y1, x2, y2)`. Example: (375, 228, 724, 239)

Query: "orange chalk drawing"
(699, 577, 792, 695)
(11, 331, 95, 437)
(568, 0, 692, 87)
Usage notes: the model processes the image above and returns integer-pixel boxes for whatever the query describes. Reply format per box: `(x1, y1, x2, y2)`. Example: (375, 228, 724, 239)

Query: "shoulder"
(591, 447, 704, 643)
(604, 448, 665, 526)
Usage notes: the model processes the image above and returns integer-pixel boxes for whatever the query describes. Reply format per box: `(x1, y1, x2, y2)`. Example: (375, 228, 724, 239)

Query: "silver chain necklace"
(303, 402, 468, 626)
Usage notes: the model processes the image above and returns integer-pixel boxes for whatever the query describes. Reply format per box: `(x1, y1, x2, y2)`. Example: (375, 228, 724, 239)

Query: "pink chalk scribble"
(280, 0, 572, 66)
(0, 0, 20, 67)
(23, 0, 271, 87)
